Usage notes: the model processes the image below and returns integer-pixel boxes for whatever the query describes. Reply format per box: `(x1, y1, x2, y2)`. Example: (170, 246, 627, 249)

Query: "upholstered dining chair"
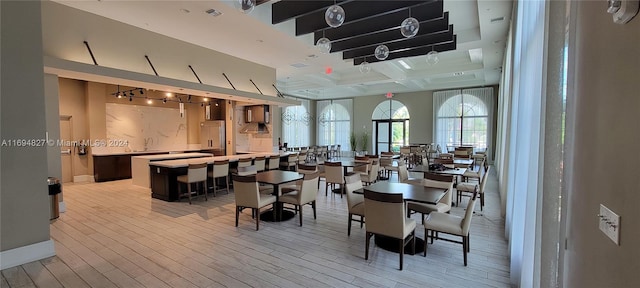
(363, 190, 416, 270)
(385, 157, 405, 180)
(231, 157, 252, 175)
(424, 190, 478, 266)
(379, 156, 394, 179)
(267, 155, 280, 170)
(406, 173, 454, 223)
(177, 163, 208, 204)
(279, 171, 320, 226)
(462, 157, 486, 183)
(323, 161, 344, 198)
(282, 163, 317, 193)
(456, 166, 490, 210)
(280, 153, 298, 171)
(360, 159, 380, 186)
(398, 164, 421, 185)
(253, 156, 266, 172)
(353, 155, 370, 175)
(344, 173, 364, 236)
(232, 175, 277, 231)
(208, 160, 229, 196)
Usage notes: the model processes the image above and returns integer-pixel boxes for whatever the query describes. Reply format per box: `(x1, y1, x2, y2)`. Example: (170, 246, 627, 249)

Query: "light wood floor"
(2, 168, 509, 288)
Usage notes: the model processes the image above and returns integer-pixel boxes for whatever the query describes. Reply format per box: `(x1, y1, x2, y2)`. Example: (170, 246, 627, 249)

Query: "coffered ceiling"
(53, 0, 512, 100)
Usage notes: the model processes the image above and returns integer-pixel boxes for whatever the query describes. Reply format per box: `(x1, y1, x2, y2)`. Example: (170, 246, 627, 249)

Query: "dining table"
(355, 181, 447, 255)
(409, 165, 467, 177)
(255, 170, 303, 222)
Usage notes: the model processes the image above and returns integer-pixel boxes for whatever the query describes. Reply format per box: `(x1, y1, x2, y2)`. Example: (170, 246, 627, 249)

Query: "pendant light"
(426, 47, 439, 65)
(359, 57, 371, 74)
(375, 44, 389, 60)
(235, 0, 256, 14)
(316, 30, 331, 53)
(400, 8, 419, 38)
(325, 2, 345, 28)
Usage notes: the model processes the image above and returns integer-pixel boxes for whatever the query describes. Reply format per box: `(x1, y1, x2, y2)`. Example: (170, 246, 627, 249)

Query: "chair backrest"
(297, 164, 317, 174)
(423, 173, 454, 206)
(237, 165, 257, 176)
(399, 147, 411, 155)
(254, 156, 266, 171)
(434, 158, 454, 165)
(398, 164, 409, 183)
(232, 175, 260, 207)
(368, 160, 380, 178)
(268, 156, 280, 170)
(238, 158, 252, 168)
(379, 157, 393, 167)
(288, 153, 298, 164)
(324, 161, 344, 184)
(298, 171, 320, 204)
(461, 191, 478, 235)
(438, 153, 453, 160)
(344, 173, 364, 210)
(188, 163, 207, 182)
(212, 160, 229, 178)
(364, 190, 406, 238)
(479, 166, 491, 194)
(297, 152, 307, 162)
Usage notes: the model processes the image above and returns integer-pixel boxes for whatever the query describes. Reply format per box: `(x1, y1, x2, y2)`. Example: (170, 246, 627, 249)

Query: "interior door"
(375, 121, 390, 154)
(60, 116, 73, 183)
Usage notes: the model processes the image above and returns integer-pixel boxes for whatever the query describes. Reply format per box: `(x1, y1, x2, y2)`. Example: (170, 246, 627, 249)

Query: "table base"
(260, 210, 295, 222)
(374, 235, 425, 255)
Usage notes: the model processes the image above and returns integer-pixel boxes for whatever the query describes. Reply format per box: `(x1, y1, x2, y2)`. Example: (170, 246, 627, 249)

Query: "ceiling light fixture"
(235, 0, 256, 14)
(375, 44, 389, 60)
(398, 60, 411, 69)
(147, 98, 153, 104)
(316, 30, 331, 54)
(426, 47, 439, 65)
(359, 57, 371, 74)
(400, 8, 419, 38)
(325, 2, 345, 27)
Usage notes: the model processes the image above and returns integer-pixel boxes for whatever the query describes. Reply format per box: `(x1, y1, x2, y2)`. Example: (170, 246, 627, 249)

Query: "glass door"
(375, 120, 408, 154)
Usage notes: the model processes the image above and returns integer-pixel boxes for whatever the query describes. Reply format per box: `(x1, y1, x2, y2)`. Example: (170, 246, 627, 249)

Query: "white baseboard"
(0, 240, 56, 270)
(73, 175, 93, 183)
(59, 201, 66, 213)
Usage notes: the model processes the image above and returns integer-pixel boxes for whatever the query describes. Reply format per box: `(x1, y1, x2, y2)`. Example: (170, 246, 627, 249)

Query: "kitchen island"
(131, 152, 214, 187)
(148, 152, 289, 201)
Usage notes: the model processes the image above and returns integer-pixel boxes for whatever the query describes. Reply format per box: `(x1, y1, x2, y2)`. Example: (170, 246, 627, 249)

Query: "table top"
(409, 165, 467, 176)
(315, 158, 367, 168)
(132, 152, 213, 161)
(355, 182, 446, 205)
(256, 170, 303, 185)
(149, 152, 288, 168)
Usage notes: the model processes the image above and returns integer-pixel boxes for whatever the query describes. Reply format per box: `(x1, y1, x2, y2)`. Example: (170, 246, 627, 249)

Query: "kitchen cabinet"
(201, 120, 226, 155)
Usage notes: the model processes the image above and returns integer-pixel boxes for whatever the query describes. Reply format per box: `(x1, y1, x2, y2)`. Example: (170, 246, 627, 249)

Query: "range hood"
(240, 123, 270, 134)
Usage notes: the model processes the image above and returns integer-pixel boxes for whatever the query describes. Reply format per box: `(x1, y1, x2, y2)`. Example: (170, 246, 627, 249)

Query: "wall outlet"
(598, 204, 621, 245)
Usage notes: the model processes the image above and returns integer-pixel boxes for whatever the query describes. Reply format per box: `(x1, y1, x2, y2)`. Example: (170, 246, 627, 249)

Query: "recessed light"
(206, 8, 223, 17)
(398, 60, 411, 69)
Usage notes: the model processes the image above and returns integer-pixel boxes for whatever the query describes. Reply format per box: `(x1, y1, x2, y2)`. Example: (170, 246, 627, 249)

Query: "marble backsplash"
(105, 103, 187, 152)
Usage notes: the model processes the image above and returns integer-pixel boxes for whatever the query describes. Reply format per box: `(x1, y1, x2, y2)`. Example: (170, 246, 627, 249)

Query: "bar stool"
(254, 156, 266, 172)
(208, 160, 229, 197)
(177, 163, 208, 204)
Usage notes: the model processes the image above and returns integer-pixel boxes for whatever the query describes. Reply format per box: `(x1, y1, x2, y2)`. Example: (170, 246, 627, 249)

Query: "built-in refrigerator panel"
(200, 120, 226, 156)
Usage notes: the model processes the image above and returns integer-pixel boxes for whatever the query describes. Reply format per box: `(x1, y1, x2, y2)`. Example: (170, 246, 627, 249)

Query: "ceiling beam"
(294, 0, 438, 36)
(344, 27, 454, 60)
(353, 37, 457, 65)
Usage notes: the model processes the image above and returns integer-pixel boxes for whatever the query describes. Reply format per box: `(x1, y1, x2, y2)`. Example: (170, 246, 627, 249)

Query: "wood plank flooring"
(2, 168, 509, 287)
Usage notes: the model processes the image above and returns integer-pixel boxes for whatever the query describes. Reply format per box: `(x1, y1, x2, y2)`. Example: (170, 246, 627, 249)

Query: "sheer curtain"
(317, 99, 352, 150)
(281, 97, 311, 147)
(433, 87, 494, 158)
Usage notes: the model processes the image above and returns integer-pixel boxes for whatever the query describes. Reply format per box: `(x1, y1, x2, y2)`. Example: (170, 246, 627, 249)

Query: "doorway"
(60, 116, 73, 183)
(374, 120, 408, 154)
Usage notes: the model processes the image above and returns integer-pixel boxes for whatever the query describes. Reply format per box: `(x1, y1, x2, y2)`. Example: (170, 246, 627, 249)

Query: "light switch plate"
(598, 204, 621, 245)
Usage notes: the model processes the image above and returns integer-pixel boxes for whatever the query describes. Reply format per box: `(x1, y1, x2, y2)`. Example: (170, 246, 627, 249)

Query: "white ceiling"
(54, 0, 512, 100)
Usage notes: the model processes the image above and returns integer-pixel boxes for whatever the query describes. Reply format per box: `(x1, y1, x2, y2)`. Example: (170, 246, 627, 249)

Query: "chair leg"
(462, 235, 468, 266)
(399, 238, 404, 270)
(411, 231, 416, 255)
(255, 208, 260, 231)
(235, 206, 240, 227)
(203, 181, 207, 201)
(360, 215, 364, 228)
(480, 193, 485, 211)
(467, 233, 471, 252)
(430, 230, 434, 244)
(225, 176, 230, 194)
(365, 232, 371, 260)
(325, 182, 329, 196)
(423, 229, 428, 257)
(187, 183, 192, 205)
(312, 201, 317, 219)
(348, 214, 352, 236)
(298, 205, 303, 226)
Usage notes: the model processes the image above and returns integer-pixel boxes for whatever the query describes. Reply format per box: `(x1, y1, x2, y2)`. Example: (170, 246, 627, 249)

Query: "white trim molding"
(0, 240, 56, 270)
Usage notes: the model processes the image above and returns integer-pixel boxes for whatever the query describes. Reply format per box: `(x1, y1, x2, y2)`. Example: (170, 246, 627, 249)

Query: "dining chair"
(282, 163, 317, 193)
(279, 171, 320, 226)
(424, 190, 478, 266)
(177, 163, 208, 204)
(297, 152, 307, 165)
(384, 157, 404, 180)
(267, 155, 280, 170)
(406, 173, 454, 223)
(398, 164, 421, 185)
(462, 157, 486, 183)
(344, 173, 364, 236)
(456, 166, 490, 210)
(434, 157, 454, 169)
(378, 156, 393, 179)
(323, 161, 344, 198)
(353, 155, 370, 175)
(231, 157, 252, 175)
(232, 175, 277, 231)
(280, 153, 298, 171)
(360, 159, 380, 186)
(253, 156, 266, 172)
(364, 190, 416, 270)
(208, 160, 229, 196)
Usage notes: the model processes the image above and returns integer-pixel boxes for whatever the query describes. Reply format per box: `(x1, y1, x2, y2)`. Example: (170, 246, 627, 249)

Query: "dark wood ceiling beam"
(312, 3, 444, 43)
(353, 37, 457, 64)
(294, 0, 439, 36)
(319, 13, 449, 53)
(272, 0, 352, 24)
(343, 27, 454, 59)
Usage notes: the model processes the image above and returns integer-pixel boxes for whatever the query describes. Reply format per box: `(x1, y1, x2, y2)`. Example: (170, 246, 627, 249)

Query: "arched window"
(281, 98, 311, 147)
(434, 87, 494, 154)
(317, 99, 352, 150)
(372, 100, 410, 153)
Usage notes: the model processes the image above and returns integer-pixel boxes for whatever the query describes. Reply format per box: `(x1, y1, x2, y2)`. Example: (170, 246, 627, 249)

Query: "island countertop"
(149, 152, 289, 168)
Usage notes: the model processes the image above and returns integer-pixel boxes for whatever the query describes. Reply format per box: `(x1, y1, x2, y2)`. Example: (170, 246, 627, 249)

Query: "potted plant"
(350, 132, 357, 156)
(360, 131, 369, 155)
